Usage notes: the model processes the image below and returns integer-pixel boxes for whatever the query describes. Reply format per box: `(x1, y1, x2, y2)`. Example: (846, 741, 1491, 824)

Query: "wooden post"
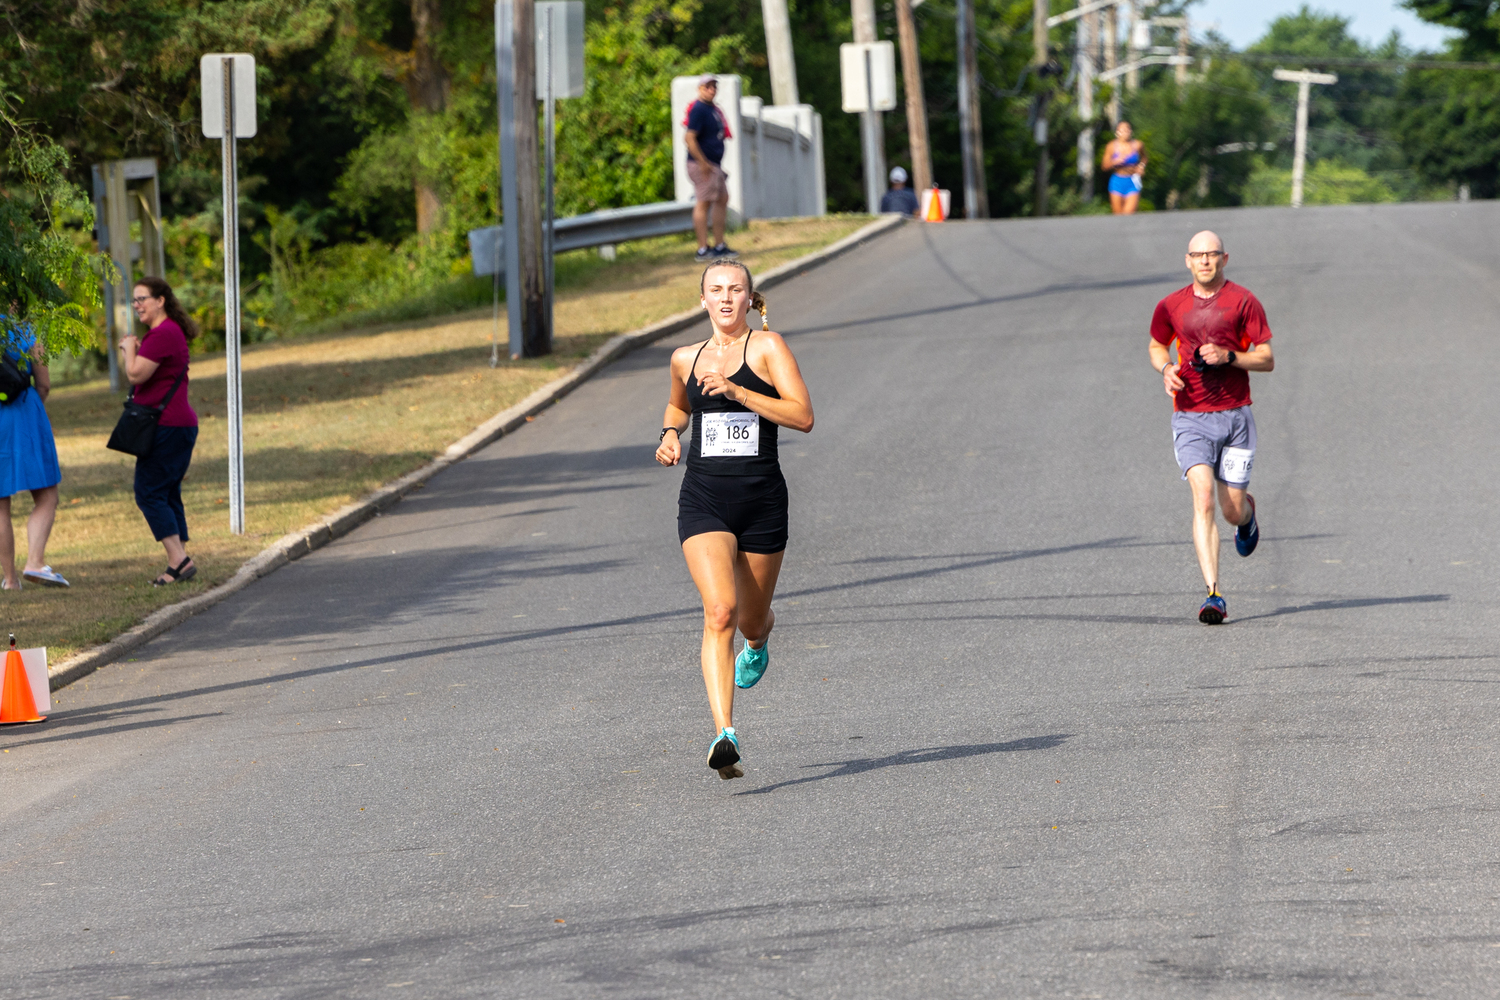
(894, 0, 931, 194)
(497, 0, 549, 358)
(1034, 0, 1049, 65)
(761, 0, 800, 106)
(1104, 5, 1119, 124)
(955, 0, 987, 217)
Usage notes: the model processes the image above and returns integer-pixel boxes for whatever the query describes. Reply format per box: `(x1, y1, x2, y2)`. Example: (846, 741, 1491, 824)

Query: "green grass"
(3, 217, 873, 661)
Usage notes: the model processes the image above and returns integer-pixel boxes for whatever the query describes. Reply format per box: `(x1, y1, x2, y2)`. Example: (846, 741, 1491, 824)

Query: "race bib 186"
(1220, 446, 1253, 482)
(701, 412, 759, 457)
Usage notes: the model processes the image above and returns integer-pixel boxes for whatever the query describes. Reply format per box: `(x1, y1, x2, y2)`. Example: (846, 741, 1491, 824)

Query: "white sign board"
(839, 42, 897, 113)
(200, 53, 257, 138)
(536, 1, 585, 98)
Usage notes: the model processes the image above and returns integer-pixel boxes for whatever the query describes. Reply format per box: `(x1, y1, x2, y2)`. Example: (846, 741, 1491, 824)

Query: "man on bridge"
(1148, 230, 1275, 624)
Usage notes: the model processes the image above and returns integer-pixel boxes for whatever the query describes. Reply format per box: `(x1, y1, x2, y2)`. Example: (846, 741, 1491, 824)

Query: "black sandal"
(153, 557, 197, 587)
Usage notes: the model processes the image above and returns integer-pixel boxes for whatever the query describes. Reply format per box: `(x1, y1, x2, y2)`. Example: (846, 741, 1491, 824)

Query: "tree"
(0, 96, 108, 356)
(1397, 0, 1500, 195)
(1128, 60, 1272, 209)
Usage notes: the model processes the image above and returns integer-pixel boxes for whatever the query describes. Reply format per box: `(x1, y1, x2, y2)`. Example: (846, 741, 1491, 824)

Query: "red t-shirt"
(135, 319, 198, 428)
(1150, 280, 1272, 412)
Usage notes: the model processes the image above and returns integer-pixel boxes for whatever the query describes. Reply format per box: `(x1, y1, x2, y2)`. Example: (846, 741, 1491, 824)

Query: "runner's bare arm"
(1199, 340, 1273, 371)
(1149, 337, 1184, 395)
(656, 346, 695, 466)
(697, 332, 814, 433)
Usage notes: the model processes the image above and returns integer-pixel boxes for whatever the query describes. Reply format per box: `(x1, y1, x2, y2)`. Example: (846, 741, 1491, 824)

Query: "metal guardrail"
(468, 200, 697, 277)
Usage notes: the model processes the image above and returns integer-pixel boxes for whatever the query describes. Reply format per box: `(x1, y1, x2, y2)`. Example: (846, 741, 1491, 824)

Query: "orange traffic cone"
(924, 185, 947, 222)
(1, 634, 44, 724)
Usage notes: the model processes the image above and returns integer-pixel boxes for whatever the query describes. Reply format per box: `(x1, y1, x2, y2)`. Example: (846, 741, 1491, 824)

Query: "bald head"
(1185, 231, 1228, 293)
(1188, 230, 1224, 254)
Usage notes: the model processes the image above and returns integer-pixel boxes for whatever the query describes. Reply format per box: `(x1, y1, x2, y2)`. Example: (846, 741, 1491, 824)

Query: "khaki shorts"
(687, 160, 728, 203)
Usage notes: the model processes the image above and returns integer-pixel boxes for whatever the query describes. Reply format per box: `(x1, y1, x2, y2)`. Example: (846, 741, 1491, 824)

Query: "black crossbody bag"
(106, 369, 186, 458)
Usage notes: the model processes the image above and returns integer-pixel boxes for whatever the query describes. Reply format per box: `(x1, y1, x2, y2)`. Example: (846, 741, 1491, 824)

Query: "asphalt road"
(3, 202, 1498, 999)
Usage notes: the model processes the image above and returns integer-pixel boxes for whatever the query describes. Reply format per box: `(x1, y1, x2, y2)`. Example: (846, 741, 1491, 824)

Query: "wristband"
(659, 427, 679, 442)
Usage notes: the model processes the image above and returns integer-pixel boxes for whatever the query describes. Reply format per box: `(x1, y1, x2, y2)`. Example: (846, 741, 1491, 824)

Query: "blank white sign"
(200, 53, 258, 138)
(840, 42, 897, 113)
(536, 1, 585, 99)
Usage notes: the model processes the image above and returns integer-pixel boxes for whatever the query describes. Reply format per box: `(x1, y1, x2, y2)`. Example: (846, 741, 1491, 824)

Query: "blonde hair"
(701, 258, 768, 331)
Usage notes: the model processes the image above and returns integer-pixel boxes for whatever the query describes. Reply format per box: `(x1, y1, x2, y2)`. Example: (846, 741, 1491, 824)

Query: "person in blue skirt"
(0, 319, 67, 590)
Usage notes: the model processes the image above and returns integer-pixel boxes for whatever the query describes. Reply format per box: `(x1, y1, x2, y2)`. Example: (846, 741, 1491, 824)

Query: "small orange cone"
(923, 185, 948, 222)
(1, 634, 44, 725)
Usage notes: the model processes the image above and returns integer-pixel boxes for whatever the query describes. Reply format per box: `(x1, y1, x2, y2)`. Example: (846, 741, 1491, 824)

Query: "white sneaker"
(22, 565, 69, 588)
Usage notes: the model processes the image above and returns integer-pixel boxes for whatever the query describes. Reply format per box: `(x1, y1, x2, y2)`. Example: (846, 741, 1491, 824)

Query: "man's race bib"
(700, 411, 759, 457)
(1220, 446, 1253, 483)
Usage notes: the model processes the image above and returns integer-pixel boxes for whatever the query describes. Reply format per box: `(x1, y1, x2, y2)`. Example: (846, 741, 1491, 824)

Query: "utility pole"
(1104, 4, 1119, 123)
(496, 0, 549, 357)
(1076, 6, 1096, 201)
(954, 0, 987, 216)
(1273, 67, 1337, 208)
(894, 0, 932, 193)
(1033, 0, 1050, 218)
(852, 0, 887, 214)
(1125, 0, 1142, 93)
(1151, 15, 1190, 85)
(761, 0, 799, 105)
(1034, 0, 1049, 64)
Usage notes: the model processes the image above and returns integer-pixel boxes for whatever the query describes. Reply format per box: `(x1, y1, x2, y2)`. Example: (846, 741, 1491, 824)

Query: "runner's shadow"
(736, 734, 1071, 797)
(1235, 593, 1448, 622)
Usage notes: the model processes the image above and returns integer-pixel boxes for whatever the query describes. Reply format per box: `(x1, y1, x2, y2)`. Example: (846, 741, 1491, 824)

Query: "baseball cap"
(698, 73, 718, 86)
(889, 166, 909, 183)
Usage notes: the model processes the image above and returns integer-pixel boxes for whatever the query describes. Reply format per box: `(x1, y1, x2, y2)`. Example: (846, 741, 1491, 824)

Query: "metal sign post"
(201, 53, 257, 536)
(541, 4, 555, 337)
(839, 41, 896, 214)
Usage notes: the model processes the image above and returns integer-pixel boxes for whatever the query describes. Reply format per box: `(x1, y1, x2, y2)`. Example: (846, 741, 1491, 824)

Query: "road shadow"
(736, 734, 1071, 797)
(1234, 593, 1448, 623)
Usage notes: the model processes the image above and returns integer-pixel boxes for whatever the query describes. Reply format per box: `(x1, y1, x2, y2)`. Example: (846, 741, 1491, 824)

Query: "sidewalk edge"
(47, 213, 906, 692)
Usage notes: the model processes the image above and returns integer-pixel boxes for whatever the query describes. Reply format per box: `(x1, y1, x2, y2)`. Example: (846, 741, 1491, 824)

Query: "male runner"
(1148, 230, 1274, 624)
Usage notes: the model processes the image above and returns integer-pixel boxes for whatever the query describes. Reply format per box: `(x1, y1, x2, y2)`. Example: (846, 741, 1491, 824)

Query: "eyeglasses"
(1187, 251, 1224, 261)
(131, 296, 155, 304)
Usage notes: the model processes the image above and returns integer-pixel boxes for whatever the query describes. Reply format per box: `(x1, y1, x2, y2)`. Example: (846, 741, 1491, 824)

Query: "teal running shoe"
(735, 641, 770, 689)
(707, 727, 743, 779)
(1235, 495, 1260, 557)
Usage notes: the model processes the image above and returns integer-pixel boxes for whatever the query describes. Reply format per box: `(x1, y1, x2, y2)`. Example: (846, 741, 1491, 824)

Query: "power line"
(1233, 52, 1500, 72)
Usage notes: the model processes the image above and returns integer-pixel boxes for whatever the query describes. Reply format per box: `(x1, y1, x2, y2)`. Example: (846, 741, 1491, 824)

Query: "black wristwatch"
(659, 427, 679, 442)
(1225, 351, 1237, 366)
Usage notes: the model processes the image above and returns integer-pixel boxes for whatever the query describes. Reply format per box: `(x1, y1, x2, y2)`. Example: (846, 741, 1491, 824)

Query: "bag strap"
(154, 368, 187, 413)
(127, 366, 186, 410)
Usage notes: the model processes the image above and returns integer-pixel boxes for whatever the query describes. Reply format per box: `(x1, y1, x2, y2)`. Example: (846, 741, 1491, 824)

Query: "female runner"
(655, 260, 814, 780)
(1102, 120, 1147, 215)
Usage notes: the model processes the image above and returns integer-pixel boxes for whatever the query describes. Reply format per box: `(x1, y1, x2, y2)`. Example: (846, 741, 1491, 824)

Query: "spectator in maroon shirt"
(121, 277, 200, 587)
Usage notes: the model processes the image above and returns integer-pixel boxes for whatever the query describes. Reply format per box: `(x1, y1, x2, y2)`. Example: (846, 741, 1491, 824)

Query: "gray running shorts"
(1171, 406, 1256, 488)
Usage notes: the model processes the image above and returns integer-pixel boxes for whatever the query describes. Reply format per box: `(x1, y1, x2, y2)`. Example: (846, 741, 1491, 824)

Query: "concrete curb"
(47, 213, 907, 693)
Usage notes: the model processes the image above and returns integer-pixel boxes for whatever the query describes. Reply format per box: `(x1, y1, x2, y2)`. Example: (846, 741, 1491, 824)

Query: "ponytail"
(750, 291, 768, 330)
(134, 276, 199, 340)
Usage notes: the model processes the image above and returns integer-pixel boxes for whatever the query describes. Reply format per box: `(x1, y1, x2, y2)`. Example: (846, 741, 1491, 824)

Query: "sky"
(1191, 0, 1458, 51)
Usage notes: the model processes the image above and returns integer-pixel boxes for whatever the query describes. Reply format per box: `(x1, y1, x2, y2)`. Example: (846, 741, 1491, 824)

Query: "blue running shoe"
(1236, 495, 1259, 558)
(1199, 592, 1227, 625)
(735, 642, 769, 689)
(707, 727, 743, 779)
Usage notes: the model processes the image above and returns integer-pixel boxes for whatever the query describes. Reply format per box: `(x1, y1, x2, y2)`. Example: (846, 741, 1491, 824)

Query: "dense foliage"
(1, 0, 1495, 348)
(0, 96, 108, 357)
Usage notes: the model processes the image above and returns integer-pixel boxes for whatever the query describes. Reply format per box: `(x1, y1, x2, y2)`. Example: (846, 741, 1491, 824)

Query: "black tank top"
(685, 331, 781, 476)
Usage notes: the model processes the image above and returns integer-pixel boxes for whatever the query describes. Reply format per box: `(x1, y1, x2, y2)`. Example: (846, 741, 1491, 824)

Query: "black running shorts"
(677, 470, 788, 554)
